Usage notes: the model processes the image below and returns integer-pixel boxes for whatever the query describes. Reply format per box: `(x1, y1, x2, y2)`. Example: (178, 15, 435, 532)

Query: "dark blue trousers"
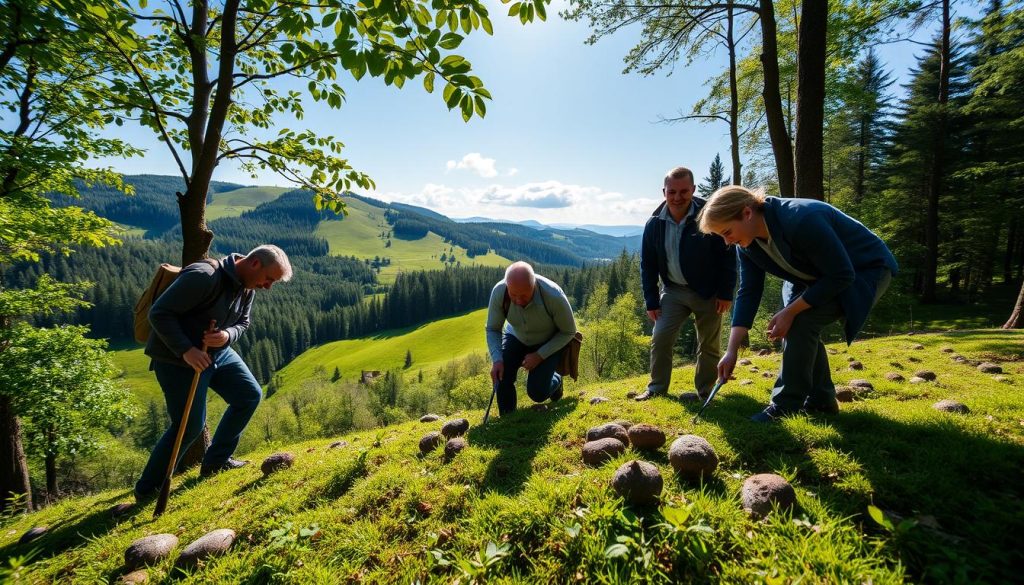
(135, 347, 262, 494)
(497, 333, 564, 416)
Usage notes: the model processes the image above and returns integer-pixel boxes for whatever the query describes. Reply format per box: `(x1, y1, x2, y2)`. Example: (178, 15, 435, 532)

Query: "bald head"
(505, 261, 536, 307)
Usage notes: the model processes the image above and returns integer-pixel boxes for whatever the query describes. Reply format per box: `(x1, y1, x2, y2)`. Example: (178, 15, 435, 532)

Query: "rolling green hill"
(317, 198, 509, 284)
(205, 186, 291, 221)
(271, 309, 489, 393)
(3, 330, 1022, 583)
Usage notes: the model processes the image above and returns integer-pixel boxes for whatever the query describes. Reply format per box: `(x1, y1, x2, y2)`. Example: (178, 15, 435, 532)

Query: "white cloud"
(506, 168, 519, 177)
(445, 152, 498, 178)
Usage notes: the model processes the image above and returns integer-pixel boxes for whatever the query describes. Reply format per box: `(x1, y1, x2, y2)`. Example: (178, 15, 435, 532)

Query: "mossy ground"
(3, 330, 1022, 583)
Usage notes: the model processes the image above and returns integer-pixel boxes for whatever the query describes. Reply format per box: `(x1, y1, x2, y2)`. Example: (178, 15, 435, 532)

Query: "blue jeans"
(497, 333, 564, 416)
(135, 347, 262, 494)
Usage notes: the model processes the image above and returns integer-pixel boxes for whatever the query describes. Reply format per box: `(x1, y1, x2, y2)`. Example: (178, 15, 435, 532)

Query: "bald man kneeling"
(485, 262, 578, 416)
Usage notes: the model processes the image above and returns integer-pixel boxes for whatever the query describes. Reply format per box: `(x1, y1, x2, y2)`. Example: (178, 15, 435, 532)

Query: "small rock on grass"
(582, 438, 626, 466)
(912, 344, 925, 350)
(610, 419, 634, 430)
(827, 348, 838, 355)
(994, 375, 1011, 384)
(885, 372, 905, 382)
(611, 460, 663, 506)
(909, 376, 928, 384)
(836, 387, 856, 403)
(977, 362, 1003, 374)
(627, 424, 666, 450)
(18, 526, 47, 545)
(907, 356, 922, 363)
(261, 452, 295, 476)
(626, 391, 638, 399)
(444, 437, 467, 460)
(913, 370, 937, 381)
(739, 379, 753, 385)
(120, 570, 148, 583)
(176, 529, 235, 568)
(933, 400, 970, 414)
(419, 414, 442, 423)
(848, 361, 864, 370)
(668, 435, 718, 481)
(110, 503, 134, 518)
(124, 534, 179, 570)
(741, 474, 797, 518)
(329, 440, 348, 449)
(757, 349, 773, 356)
(441, 418, 470, 438)
(586, 423, 629, 445)
(941, 347, 955, 353)
(738, 358, 752, 366)
(849, 379, 874, 390)
(419, 431, 443, 454)
(589, 396, 609, 405)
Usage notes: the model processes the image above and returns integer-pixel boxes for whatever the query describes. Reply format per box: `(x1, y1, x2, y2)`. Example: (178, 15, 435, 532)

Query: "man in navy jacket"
(636, 167, 737, 401)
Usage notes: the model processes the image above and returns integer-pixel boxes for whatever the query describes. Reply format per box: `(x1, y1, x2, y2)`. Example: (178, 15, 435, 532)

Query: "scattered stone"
(582, 438, 627, 466)
(626, 391, 638, 399)
(738, 358, 753, 366)
(848, 361, 864, 370)
(913, 370, 937, 381)
(847, 356, 856, 362)
(530, 403, 549, 412)
(124, 534, 178, 570)
(444, 437, 467, 460)
(933, 400, 970, 415)
(419, 431, 443, 454)
(627, 424, 666, 450)
(749, 366, 760, 372)
(994, 375, 1011, 384)
(757, 349, 773, 356)
(441, 418, 470, 438)
(827, 348, 838, 355)
(909, 376, 927, 384)
(260, 452, 295, 476)
(668, 435, 718, 481)
(739, 379, 754, 386)
(941, 347, 955, 353)
(849, 379, 874, 391)
(885, 372, 905, 382)
(329, 440, 348, 449)
(836, 387, 856, 403)
(419, 414, 442, 423)
(762, 371, 775, 378)
(951, 355, 967, 363)
(889, 361, 903, 368)
(110, 503, 135, 518)
(609, 419, 634, 430)
(912, 344, 925, 350)
(586, 423, 629, 445)
(741, 474, 797, 518)
(18, 526, 47, 545)
(907, 356, 922, 363)
(589, 396, 609, 405)
(176, 528, 235, 568)
(977, 362, 1003, 374)
(120, 570, 149, 584)
(611, 460, 663, 506)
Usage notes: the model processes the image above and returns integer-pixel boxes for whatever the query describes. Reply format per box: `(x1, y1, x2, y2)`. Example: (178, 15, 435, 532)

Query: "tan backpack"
(133, 259, 220, 344)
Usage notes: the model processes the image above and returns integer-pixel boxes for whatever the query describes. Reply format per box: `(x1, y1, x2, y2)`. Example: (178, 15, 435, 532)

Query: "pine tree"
(404, 350, 413, 369)
(697, 154, 728, 197)
(332, 367, 342, 382)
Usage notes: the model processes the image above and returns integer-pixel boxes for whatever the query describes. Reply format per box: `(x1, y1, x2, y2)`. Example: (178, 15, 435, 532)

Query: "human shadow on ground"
(707, 392, 1024, 583)
(467, 396, 575, 495)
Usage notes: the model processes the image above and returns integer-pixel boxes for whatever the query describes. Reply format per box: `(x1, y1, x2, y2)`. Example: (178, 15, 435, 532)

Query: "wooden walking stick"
(154, 320, 216, 517)
(483, 380, 497, 424)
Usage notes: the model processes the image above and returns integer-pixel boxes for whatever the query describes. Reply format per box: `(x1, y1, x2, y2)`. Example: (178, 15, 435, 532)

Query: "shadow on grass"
(707, 392, 1024, 583)
(467, 396, 575, 495)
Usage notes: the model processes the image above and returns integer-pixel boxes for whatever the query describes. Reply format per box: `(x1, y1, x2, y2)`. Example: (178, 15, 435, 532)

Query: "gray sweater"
(485, 275, 577, 362)
(145, 253, 255, 367)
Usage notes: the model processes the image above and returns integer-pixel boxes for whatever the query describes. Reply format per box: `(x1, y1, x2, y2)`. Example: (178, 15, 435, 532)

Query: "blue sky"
(102, 0, 971, 227)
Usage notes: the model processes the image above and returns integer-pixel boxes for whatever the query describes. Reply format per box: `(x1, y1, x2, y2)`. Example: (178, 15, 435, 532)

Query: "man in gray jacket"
(486, 261, 577, 415)
(134, 245, 291, 502)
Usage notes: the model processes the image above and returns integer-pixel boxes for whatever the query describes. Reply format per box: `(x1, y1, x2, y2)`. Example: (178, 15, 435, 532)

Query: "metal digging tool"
(154, 320, 216, 517)
(691, 379, 726, 424)
(483, 380, 498, 424)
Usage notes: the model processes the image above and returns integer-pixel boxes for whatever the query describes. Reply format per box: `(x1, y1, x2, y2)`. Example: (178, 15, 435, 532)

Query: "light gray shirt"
(755, 237, 816, 282)
(659, 202, 696, 286)
(485, 275, 577, 362)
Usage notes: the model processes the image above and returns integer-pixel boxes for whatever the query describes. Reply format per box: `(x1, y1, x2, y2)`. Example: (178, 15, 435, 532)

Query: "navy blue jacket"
(732, 197, 899, 343)
(640, 196, 737, 310)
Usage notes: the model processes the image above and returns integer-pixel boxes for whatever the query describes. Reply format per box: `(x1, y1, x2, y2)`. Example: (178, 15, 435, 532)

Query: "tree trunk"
(45, 447, 57, 502)
(1005, 216, 1018, 284)
(0, 394, 32, 512)
(1004, 279, 1024, 328)
(758, 0, 795, 196)
(923, 0, 951, 303)
(727, 2, 742, 185)
(794, 0, 827, 201)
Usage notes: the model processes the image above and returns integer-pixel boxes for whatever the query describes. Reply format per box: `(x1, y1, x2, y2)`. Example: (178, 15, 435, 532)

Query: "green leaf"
(423, 72, 435, 93)
(508, 2, 521, 16)
(460, 94, 473, 121)
(535, 0, 547, 21)
(86, 4, 108, 18)
(473, 87, 493, 99)
(443, 83, 456, 103)
(445, 87, 462, 109)
(661, 505, 690, 527)
(439, 32, 463, 50)
(481, 16, 494, 35)
(322, 12, 337, 27)
(604, 543, 629, 559)
(867, 505, 894, 531)
(473, 95, 486, 117)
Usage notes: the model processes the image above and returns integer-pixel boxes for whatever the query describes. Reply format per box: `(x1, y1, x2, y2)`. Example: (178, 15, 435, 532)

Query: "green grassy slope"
(317, 198, 508, 284)
(205, 186, 291, 221)
(4, 330, 1021, 583)
(271, 309, 488, 393)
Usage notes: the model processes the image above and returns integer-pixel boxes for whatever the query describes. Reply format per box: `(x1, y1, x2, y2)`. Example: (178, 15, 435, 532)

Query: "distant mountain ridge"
(453, 216, 644, 237)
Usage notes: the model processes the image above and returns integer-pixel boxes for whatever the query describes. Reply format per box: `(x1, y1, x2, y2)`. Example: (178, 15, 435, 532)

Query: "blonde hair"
(663, 166, 694, 184)
(697, 185, 768, 234)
